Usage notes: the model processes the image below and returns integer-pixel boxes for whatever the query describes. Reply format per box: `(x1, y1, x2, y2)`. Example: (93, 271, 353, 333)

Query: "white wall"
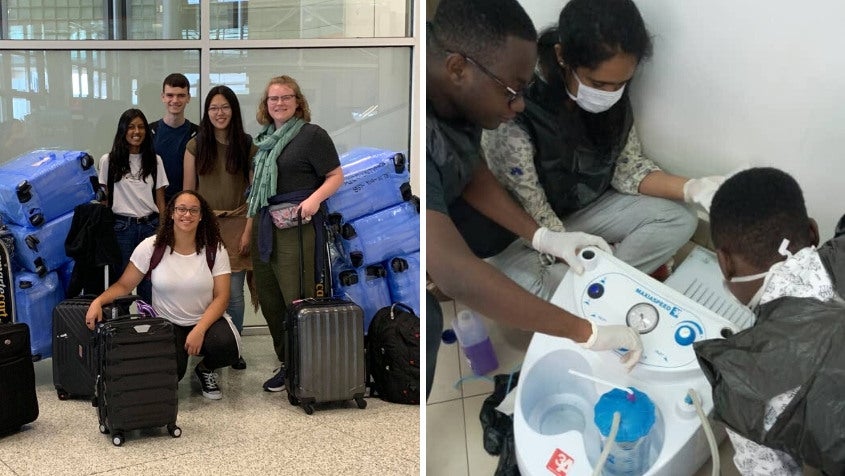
(523, 0, 845, 239)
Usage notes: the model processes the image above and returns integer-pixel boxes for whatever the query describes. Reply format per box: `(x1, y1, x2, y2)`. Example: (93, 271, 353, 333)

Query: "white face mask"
(565, 70, 625, 113)
(722, 239, 792, 310)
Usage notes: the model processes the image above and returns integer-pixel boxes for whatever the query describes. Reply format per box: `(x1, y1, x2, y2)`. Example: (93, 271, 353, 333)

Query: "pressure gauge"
(626, 302, 659, 334)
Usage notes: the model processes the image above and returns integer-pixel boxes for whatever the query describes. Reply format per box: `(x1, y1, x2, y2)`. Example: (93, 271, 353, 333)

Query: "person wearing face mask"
(478, 0, 723, 296)
(694, 168, 845, 475)
(427, 0, 644, 401)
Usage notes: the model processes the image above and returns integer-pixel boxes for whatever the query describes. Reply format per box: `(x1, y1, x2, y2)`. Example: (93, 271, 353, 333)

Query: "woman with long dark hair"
(85, 190, 240, 400)
(478, 0, 726, 297)
(98, 108, 168, 303)
(183, 85, 257, 370)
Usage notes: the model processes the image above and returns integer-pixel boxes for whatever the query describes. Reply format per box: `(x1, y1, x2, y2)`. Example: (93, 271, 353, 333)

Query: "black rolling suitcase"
(53, 268, 125, 400)
(285, 211, 367, 415)
(52, 296, 98, 400)
(94, 296, 181, 446)
(0, 237, 39, 435)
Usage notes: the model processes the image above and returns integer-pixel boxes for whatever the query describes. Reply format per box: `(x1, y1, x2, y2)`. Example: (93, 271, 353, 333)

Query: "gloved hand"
(579, 322, 643, 372)
(683, 176, 725, 213)
(531, 227, 612, 275)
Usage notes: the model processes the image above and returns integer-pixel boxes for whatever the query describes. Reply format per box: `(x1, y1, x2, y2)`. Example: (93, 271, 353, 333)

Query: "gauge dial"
(626, 302, 659, 334)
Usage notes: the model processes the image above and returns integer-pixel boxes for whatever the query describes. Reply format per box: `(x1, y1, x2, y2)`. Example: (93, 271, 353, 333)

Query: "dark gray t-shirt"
(274, 123, 340, 194)
(426, 106, 482, 215)
(427, 105, 517, 258)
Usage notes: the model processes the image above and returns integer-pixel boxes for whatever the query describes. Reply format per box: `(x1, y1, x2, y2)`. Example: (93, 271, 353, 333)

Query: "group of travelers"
(85, 73, 341, 401)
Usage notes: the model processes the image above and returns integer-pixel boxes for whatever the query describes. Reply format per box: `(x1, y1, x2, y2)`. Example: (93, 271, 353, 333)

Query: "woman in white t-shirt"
(85, 190, 240, 400)
(98, 109, 169, 304)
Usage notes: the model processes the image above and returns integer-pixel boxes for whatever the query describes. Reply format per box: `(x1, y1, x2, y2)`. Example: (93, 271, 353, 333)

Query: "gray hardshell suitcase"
(285, 210, 367, 415)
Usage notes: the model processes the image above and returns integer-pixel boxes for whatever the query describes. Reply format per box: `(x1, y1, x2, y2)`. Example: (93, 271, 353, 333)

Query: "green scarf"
(247, 117, 306, 217)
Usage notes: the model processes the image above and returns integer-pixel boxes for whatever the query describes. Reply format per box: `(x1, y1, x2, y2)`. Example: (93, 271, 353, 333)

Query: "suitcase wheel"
(112, 433, 124, 446)
(303, 403, 314, 415)
(99, 424, 109, 434)
(355, 396, 367, 410)
(56, 390, 69, 401)
(167, 423, 182, 438)
(287, 392, 299, 407)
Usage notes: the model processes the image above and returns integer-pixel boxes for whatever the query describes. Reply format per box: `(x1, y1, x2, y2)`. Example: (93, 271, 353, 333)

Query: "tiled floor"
(426, 300, 741, 476)
(1, 334, 419, 475)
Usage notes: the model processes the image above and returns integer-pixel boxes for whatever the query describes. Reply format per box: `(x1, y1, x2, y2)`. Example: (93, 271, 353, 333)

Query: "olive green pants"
(251, 220, 316, 364)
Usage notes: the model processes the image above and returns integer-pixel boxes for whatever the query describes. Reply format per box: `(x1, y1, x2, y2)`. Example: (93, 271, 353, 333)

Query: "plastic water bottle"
(452, 309, 499, 375)
(593, 387, 657, 475)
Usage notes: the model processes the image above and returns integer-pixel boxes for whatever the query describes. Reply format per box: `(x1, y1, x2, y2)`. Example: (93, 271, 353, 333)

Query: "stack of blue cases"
(332, 263, 392, 334)
(0, 149, 98, 360)
(327, 147, 420, 332)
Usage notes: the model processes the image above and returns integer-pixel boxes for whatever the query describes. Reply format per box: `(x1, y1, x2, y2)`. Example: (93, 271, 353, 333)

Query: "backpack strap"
(145, 242, 217, 280)
(145, 243, 167, 280)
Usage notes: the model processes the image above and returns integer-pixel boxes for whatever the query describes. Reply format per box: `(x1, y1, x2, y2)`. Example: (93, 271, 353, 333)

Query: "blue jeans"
(113, 214, 158, 304)
(227, 270, 246, 335)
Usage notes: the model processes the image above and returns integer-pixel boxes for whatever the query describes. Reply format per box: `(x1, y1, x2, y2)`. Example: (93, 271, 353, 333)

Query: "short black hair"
(710, 167, 811, 268)
(429, 0, 536, 64)
(557, 0, 653, 70)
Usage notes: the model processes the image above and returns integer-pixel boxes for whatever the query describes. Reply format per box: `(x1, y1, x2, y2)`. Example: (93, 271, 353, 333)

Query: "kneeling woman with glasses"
(85, 190, 241, 401)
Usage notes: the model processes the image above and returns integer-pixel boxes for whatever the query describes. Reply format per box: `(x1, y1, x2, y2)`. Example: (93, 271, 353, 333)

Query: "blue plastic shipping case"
(0, 150, 98, 227)
(14, 270, 63, 361)
(338, 198, 420, 268)
(326, 147, 412, 224)
(6, 210, 74, 275)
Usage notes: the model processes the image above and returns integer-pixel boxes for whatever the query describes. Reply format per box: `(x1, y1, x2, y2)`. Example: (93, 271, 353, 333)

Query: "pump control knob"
(674, 325, 696, 346)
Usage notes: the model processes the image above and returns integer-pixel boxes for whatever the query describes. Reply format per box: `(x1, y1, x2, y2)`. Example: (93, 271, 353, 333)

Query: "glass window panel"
(211, 0, 409, 40)
(0, 49, 200, 164)
(2, 0, 200, 40)
(208, 47, 410, 156)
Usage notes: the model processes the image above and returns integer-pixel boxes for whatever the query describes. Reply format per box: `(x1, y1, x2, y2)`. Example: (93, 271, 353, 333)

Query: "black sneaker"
(263, 367, 285, 392)
(193, 363, 222, 400)
(231, 356, 247, 370)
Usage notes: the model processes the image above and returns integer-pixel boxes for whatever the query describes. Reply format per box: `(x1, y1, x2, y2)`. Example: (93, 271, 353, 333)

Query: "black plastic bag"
(479, 371, 521, 476)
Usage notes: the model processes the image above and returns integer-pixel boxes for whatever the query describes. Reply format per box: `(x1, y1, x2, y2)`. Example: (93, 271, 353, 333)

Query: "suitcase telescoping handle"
(297, 209, 311, 300)
(296, 208, 329, 301)
(103, 294, 143, 321)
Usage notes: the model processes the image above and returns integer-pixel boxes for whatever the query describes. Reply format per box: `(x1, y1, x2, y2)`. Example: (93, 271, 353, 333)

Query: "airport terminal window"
(209, 0, 409, 39)
(0, 49, 200, 160)
(1, 0, 199, 40)
(0, 1, 416, 171)
(210, 47, 411, 155)
(1, 0, 408, 40)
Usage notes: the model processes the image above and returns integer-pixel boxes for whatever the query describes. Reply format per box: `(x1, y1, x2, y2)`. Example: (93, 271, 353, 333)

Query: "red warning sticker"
(546, 448, 575, 476)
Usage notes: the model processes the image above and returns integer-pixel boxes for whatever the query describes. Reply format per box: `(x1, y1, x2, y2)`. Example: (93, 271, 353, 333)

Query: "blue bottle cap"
(594, 387, 656, 442)
(441, 328, 458, 344)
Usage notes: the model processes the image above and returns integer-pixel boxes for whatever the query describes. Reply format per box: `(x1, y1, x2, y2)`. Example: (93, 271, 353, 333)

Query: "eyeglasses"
(174, 206, 201, 217)
(452, 52, 531, 105)
(267, 95, 296, 104)
(208, 105, 231, 114)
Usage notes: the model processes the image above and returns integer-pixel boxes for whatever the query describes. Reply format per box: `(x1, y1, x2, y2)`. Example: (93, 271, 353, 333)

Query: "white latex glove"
(683, 176, 725, 213)
(531, 227, 612, 275)
(579, 322, 643, 372)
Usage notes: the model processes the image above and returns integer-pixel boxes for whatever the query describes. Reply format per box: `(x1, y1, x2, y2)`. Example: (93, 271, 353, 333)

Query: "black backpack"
(366, 303, 420, 404)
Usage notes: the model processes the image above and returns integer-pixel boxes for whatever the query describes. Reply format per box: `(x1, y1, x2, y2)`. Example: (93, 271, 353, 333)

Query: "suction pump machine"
(514, 247, 741, 475)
